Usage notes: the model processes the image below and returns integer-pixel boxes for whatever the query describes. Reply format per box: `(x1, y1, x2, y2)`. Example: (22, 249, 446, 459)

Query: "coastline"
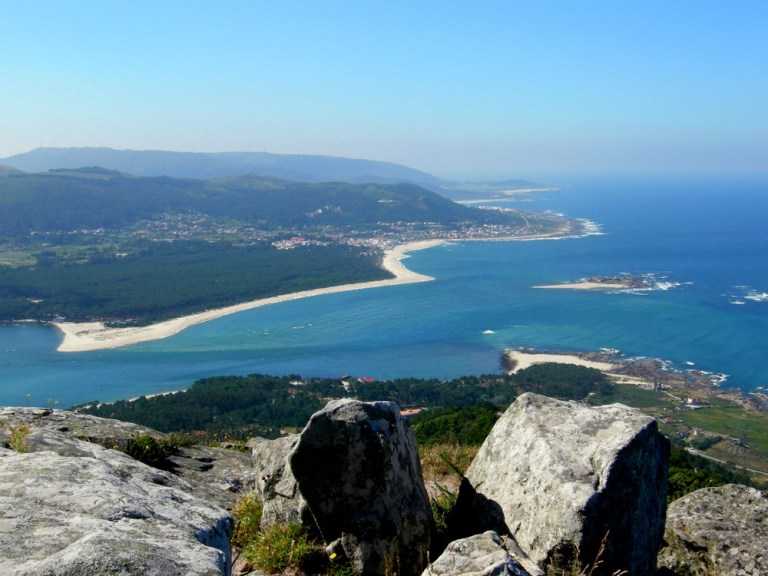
(52, 222, 602, 353)
(505, 350, 618, 374)
(53, 239, 445, 353)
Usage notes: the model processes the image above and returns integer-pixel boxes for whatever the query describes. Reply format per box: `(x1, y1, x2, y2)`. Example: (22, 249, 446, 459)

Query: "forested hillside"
(0, 242, 387, 324)
(0, 169, 503, 237)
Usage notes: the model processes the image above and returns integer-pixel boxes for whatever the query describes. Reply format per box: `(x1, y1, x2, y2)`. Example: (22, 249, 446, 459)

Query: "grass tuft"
(244, 523, 321, 574)
(8, 424, 31, 453)
(232, 494, 263, 549)
(122, 433, 179, 469)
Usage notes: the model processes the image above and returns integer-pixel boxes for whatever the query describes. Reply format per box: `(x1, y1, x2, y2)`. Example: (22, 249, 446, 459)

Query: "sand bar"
(54, 239, 445, 353)
(52, 222, 603, 353)
(505, 350, 617, 374)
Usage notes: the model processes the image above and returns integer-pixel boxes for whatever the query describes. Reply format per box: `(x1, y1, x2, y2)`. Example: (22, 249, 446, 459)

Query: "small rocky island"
(535, 273, 681, 292)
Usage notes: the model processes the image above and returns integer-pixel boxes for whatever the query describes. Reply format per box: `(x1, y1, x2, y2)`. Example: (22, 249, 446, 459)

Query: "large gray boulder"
(0, 429, 232, 575)
(251, 399, 432, 576)
(422, 531, 532, 576)
(658, 484, 768, 575)
(0, 407, 255, 509)
(454, 393, 669, 576)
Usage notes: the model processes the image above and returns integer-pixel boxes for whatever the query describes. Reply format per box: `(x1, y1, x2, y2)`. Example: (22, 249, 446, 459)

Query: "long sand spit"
(53, 240, 445, 353)
(53, 223, 602, 353)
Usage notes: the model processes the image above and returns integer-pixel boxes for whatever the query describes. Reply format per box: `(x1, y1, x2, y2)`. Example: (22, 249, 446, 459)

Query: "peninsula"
(54, 240, 443, 352)
(53, 218, 598, 353)
(0, 165, 596, 352)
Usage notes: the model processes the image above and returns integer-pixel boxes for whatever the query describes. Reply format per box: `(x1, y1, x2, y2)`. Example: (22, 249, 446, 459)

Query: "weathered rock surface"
(658, 484, 768, 576)
(249, 433, 302, 525)
(168, 444, 256, 509)
(0, 406, 162, 452)
(422, 531, 532, 576)
(0, 407, 255, 509)
(252, 399, 432, 576)
(454, 393, 669, 576)
(0, 428, 232, 575)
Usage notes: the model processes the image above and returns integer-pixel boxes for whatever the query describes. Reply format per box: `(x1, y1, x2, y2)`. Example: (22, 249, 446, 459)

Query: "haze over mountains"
(1, 147, 441, 187)
(0, 147, 546, 202)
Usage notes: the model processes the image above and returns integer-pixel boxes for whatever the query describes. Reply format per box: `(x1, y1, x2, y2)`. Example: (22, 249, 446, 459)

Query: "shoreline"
(53, 239, 445, 353)
(505, 350, 618, 375)
(51, 224, 602, 353)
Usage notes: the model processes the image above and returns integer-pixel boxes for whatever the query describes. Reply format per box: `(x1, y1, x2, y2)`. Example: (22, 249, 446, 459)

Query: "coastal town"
(7, 206, 595, 271)
(120, 208, 591, 254)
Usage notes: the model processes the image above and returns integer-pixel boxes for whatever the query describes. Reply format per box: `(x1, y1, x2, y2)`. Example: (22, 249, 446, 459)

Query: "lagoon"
(2, 176, 767, 407)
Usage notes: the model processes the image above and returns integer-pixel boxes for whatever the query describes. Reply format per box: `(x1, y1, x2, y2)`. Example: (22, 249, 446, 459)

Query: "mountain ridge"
(1, 147, 442, 186)
(0, 167, 497, 236)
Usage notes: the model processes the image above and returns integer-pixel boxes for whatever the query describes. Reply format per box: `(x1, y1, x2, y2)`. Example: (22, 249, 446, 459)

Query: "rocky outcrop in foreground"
(15, 392, 753, 576)
(422, 531, 531, 576)
(0, 409, 232, 576)
(453, 393, 669, 576)
(0, 407, 255, 509)
(252, 399, 432, 576)
(658, 484, 768, 576)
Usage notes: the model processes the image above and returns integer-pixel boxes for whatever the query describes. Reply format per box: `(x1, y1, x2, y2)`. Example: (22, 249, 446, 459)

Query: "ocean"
(1, 175, 767, 407)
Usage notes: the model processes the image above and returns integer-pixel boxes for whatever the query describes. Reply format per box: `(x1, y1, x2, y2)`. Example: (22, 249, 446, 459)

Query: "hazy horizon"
(2, 1, 766, 179)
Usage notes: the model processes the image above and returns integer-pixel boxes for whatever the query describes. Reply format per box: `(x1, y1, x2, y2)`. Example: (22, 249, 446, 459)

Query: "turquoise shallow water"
(1, 176, 767, 406)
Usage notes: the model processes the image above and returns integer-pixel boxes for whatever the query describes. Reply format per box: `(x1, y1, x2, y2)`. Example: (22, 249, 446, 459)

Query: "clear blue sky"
(1, 1, 766, 178)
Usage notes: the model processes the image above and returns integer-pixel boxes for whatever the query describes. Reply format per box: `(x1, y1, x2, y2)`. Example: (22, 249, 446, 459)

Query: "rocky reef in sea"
(0, 396, 764, 575)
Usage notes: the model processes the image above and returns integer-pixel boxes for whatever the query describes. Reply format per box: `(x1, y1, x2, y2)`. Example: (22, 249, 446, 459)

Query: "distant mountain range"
(0, 165, 22, 176)
(0, 148, 546, 200)
(0, 167, 512, 236)
(0, 147, 441, 187)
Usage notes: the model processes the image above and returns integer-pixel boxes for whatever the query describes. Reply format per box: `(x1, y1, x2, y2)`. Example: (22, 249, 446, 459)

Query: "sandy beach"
(505, 350, 617, 374)
(53, 222, 603, 353)
(54, 239, 446, 353)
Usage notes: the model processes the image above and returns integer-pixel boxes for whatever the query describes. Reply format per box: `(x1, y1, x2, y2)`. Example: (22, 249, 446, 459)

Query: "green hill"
(0, 169, 512, 237)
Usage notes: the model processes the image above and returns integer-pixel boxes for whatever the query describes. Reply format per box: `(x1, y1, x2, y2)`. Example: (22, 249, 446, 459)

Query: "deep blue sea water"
(2, 176, 767, 407)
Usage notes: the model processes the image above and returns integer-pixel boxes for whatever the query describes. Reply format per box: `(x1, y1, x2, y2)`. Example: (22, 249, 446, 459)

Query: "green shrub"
(8, 424, 31, 453)
(667, 445, 754, 502)
(122, 434, 178, 469)
(244, 523, 321, 574)
(232, 494, 263, 549)
(688, 435, 722, 451)
(411, 404, 499, 446)
(429, 483, 458, 558)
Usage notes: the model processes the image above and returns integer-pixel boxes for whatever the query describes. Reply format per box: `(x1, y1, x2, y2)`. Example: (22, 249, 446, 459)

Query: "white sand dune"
(54, 239, 445, 353)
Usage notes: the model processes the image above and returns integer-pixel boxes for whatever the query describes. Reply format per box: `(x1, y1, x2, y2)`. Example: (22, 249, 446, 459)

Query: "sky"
(1, 1, 766, 178)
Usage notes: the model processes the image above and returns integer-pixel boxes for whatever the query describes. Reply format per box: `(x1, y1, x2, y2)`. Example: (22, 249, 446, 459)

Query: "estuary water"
(2, 175, 767, 407)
